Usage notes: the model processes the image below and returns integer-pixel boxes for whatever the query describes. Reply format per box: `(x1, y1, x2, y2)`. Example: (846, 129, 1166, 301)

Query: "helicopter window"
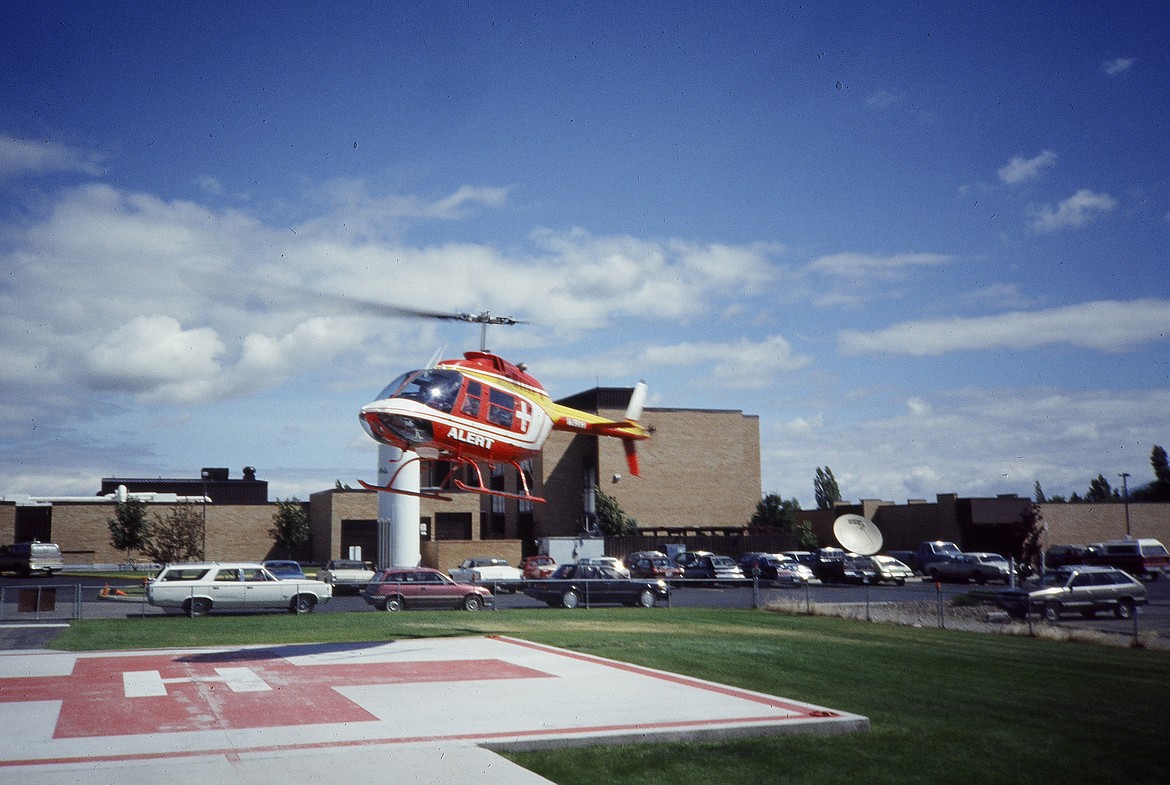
(384, 369, 462, 414)
(375, 372, 413, 402)
(460, 380, 483, 418)
(487, 388, 515, 428)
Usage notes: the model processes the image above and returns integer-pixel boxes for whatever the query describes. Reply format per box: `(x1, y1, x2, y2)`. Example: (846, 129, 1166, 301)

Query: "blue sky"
(2, 1, 1168, 510)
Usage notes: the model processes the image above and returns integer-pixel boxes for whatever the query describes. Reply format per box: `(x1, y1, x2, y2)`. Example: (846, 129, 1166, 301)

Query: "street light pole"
(1119, 472, 1131, 538)
(201, 469, 209, 559)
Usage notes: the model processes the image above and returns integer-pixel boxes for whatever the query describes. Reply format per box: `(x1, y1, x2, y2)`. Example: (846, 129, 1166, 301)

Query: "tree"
(107, 498, 150, 561)
(750, 493, 800, 530)
(1142, 444, 1170, 501)
(1032, 480, 1046, 504)
(1085, 474, 1114, 503)
(595, 489, 638, 535)
(1006, 503, 1045, 579)
(142, 503, 205, 564)
(813, 466, 841, 510)
(270, 497, 310, 557)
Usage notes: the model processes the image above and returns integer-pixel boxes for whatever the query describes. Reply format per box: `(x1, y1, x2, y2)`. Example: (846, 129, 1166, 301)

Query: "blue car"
(262, 560, 307, 580)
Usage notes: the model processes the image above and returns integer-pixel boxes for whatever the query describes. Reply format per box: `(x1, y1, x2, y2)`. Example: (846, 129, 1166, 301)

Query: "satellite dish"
(833, 514, 883, 556)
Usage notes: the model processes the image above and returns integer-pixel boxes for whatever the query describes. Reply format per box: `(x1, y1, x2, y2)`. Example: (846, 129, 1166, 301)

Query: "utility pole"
(1119, 472, 1131, 538)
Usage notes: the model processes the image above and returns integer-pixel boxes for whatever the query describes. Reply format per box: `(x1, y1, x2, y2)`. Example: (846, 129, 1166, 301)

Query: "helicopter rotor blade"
(181, 269, 525, 326)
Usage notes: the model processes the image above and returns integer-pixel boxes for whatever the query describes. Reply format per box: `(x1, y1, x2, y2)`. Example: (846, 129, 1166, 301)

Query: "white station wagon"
(147, 562, 332, 617)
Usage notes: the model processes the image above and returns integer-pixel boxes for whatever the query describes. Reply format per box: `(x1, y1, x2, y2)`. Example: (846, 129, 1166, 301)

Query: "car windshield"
(978, 555, 1008, 564)
(711, 557, 737, 568)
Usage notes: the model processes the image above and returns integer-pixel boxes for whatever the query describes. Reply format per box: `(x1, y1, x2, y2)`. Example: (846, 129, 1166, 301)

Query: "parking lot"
(4, 571, 1169, 647)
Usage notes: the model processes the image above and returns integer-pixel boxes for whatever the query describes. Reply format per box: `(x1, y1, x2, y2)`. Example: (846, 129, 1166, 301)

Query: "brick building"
(0, 390, 763, 568)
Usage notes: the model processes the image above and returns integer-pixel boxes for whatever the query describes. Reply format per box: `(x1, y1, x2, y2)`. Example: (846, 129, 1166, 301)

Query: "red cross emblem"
(0, 651, 549, 738)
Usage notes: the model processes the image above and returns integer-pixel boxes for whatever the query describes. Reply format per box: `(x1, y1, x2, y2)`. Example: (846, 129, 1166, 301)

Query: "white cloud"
(838, 299, 1170, 356)
(85, 315, 225, 400)
(761, 387, 1170, 504)
(808, 252, 953, 278)
(1102, 57, 1134, 77)
(639, 335, 812, 386)
(0, 136, 105, 178)
(1029, 189, 1117, 232)
(997, 150, 1056, 185)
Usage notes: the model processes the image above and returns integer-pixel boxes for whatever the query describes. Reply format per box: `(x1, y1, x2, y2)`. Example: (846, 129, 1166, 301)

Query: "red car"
(521, 555, 557, 579)
(627, 555, 684, 580)
(361, 567, 493, 611)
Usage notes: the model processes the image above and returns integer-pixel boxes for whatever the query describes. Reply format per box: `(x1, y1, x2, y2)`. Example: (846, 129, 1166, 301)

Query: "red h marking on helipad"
(0, 653, 549, 739)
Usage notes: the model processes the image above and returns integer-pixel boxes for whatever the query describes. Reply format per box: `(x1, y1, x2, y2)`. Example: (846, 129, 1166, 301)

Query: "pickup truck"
(0, 541, 64, 576)
(914, 540, 962, 572)
(448, 557, 524, 592)
(1086, 539, 1169, 579)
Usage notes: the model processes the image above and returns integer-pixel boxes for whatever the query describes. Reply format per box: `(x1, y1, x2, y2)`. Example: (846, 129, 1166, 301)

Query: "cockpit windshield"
(375, 369, 462, 414)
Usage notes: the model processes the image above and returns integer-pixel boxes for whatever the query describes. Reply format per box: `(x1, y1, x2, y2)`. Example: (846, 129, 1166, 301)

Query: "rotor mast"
(457, 311, 518, 352)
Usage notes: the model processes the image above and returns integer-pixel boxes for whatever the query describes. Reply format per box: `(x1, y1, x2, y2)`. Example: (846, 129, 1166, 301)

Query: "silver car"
(995, 565, 1147, 621)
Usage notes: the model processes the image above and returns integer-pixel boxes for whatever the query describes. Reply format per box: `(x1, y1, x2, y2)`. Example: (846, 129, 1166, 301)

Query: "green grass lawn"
(54, 609, 1170, 785)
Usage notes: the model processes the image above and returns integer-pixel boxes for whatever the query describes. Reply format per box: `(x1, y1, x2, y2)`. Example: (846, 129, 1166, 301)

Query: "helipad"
(0, 635, 867, 784)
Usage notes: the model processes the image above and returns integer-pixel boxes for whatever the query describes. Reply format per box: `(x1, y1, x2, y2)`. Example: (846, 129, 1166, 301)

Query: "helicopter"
(357, 313, 649, 503)
(182, 272, 648, 505)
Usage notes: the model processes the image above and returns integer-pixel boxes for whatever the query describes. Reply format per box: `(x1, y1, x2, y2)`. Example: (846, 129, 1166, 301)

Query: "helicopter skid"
(357, 479, 453, 501)
(452, 478, 547, 504)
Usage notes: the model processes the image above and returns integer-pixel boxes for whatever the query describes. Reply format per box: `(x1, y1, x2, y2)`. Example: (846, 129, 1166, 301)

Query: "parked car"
(523, 563, 669, 608)
(673, 550, 715, 569)
(361, 567, 493, 611)
(773, 555, 816, 583)
(317, 559, 376, 591)
(623, 550, 668, 567)
(0, 541, 64, 576)
(146, 562, 332, 616)
(521, 554, 558, 579)
(995, 565, 1147, 621)
(1044, 544, 1092, 569)
(1087, 538, 1170, 579)
(448, 557, 524, 591)
(262, 560, 306, 580)
(577, 556, 630, 577)
(627, 554, 684, 580)
(923, 552, 1012, 585)
(869, 555, 914, 586)
(809, 548, 875, 584)
(675, 553, 745, 586)
(738, 554, 806, 584)
(914, 540, 962, 572)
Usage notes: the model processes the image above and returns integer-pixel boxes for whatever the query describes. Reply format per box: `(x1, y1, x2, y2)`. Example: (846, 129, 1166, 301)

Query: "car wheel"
(290, 594, 317, 614)
(382, 595, 404, 612)
(929, 569, 941, 581)
(637, 589, 657, 608)
(561, 590, 580, 609)
(1042, 603, 1061, 622)
(184, 597, 212, 617)
(894, 577, 906, 586)
(974, 573, 988, 586)
(463, 594, 483, 611)
(1114, 599, 1135, 620)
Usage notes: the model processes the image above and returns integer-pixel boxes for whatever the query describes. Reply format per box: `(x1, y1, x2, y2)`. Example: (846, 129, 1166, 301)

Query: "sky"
(2, 1, 1168, 511)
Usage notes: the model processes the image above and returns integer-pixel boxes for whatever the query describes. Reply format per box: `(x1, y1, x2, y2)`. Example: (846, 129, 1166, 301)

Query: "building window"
(435, 512, 472, 540)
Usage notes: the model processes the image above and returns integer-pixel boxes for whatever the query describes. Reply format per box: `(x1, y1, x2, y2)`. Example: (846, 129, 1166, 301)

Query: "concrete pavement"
(0, 635, 868, 783)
